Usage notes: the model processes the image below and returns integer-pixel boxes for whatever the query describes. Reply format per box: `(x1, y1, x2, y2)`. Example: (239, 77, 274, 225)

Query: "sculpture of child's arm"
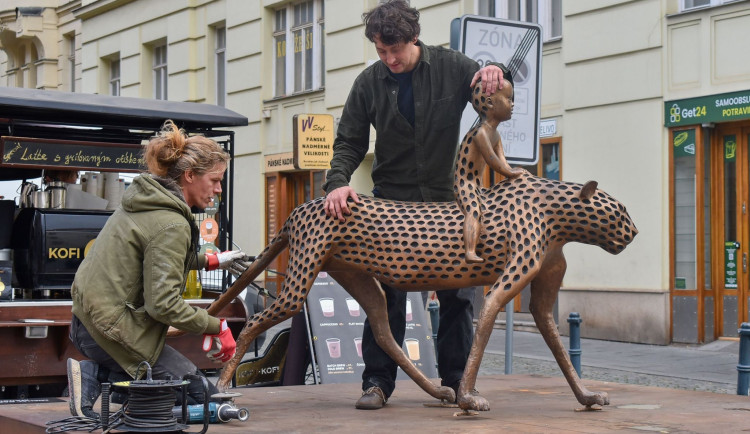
(475, 127, 525, 179)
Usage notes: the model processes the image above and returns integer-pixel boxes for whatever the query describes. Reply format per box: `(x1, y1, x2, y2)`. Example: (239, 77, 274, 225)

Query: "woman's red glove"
(202, 319, 236, 363)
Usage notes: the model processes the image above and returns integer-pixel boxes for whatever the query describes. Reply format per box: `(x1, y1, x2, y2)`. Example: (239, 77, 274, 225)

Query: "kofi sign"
(457, 15, 542, 165)
(293, 114, 334, 170)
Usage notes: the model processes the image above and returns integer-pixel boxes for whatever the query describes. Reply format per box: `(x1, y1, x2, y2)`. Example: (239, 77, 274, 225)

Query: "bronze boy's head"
(472, 66, 515, 123)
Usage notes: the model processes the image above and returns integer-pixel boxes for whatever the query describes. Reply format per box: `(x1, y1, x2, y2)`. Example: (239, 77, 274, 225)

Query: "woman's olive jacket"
(71, 174, 221, 378)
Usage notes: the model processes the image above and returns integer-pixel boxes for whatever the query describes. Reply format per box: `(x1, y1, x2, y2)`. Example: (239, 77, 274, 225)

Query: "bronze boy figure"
(455, 67, 524, 263)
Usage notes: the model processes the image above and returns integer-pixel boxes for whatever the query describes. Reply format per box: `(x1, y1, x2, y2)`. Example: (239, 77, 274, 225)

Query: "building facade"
(1, 0, 749, 345)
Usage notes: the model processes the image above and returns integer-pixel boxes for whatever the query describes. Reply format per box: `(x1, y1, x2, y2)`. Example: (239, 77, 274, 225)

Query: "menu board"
(307, 272, 437, 384)
(1, 136, 144, 172)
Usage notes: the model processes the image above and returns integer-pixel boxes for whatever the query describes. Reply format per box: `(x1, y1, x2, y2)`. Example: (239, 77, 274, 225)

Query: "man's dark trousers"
(360, 284, 475, 398)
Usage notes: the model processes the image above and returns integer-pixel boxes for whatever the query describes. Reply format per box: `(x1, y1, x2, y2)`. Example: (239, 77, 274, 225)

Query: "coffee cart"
(0, 87, 248, 399)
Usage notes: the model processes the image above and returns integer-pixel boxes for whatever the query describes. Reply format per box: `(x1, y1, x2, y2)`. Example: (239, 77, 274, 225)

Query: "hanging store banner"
(293, 114, 334, 170)
(664, 89, 750, 127)
(1, 136, 143, 172)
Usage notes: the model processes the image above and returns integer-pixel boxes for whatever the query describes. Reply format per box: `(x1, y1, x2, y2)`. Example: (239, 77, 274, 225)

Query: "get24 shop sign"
(665, 89, 750, 127)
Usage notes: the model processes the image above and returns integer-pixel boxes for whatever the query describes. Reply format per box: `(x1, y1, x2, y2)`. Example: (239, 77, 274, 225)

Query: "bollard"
(567, 312, 582, 377)
(738, 322, 750, 396)
(505, 300, 514, 375)
(428, 301, 440, 363)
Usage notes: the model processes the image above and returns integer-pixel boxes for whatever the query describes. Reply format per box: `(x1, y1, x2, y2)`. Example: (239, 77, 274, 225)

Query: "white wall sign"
(458, 15, 542, 165)
(539, 118, 557, 138)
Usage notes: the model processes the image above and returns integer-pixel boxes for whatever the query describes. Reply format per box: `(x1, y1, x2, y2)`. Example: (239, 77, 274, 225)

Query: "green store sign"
(665, 89, 750, 127)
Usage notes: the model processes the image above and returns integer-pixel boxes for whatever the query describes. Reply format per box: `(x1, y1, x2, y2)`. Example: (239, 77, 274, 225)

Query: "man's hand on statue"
(324, 186, 362, 223)
(470, 64, 504, 95)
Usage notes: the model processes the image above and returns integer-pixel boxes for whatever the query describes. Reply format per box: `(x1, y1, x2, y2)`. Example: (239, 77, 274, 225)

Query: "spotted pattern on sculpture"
(208, 171, 637, 412)
(455, 80, 523, 264)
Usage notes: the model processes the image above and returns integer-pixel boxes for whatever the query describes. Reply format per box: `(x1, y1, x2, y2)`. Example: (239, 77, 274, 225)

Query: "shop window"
(670, 125, 712, 292)
(478, 0, 562, 41)
(520, 139, 560, 179)
(272, 0, 325, 97)
(673, 129, 698, 289)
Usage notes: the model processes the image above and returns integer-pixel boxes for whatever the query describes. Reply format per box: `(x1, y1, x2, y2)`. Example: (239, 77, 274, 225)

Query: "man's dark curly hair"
(362, 0, 420, 45)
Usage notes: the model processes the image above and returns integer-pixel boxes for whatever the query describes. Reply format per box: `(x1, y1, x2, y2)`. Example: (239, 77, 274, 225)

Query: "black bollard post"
(567, 312, 582, 377)
(738, 322, 750, 396)
(428, 300, 439, 364)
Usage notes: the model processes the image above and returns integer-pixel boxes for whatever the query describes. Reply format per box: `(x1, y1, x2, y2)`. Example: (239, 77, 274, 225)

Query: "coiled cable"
(121, 386, 178, 429)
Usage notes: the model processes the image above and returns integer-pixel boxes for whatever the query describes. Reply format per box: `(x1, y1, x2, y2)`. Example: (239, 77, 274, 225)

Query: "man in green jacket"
(68, 121, 246, 419)
(322, 0, 506, 409)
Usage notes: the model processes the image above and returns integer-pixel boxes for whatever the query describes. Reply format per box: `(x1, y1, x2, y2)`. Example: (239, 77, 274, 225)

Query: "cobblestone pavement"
(478, 352, 736, 395)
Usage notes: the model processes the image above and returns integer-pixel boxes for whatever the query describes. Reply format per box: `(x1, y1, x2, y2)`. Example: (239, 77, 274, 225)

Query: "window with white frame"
(215, 25, 226, 107)
(153, 43, 168, 100)
(66, 34, 76, 92)
(478, 0, 562, 41)
(680, 0, 740, 11)
(110, 58, 120, 96)
(273, 0, 325, 97)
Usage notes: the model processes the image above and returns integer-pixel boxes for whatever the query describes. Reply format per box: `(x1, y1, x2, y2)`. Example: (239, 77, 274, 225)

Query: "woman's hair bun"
(143, 119, 230, 180)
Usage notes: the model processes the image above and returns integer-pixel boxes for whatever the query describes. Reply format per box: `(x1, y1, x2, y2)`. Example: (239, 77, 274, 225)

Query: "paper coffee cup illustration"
(405, 338, 420, 361)
(319, 297, 335, 317)
(326, 338, 341, 358)
(354, 337, 363, 357)
(405, 298, 413, 322)
(346, 297, 361, 317)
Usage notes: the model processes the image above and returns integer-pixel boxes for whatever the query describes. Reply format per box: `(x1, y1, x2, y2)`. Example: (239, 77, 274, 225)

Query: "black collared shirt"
(323, 41, 480, 202)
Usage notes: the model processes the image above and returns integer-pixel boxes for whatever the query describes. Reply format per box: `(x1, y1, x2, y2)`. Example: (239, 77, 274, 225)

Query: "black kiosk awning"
(0, 87, 248, 179)
(0, 87, 248, 131)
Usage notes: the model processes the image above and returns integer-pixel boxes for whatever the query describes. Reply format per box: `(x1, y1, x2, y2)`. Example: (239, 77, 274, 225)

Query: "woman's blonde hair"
(144, 120, 230, 181)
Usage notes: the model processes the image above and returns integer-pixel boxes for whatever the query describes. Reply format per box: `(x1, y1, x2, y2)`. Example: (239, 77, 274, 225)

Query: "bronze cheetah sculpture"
(206, 171, 637, 412)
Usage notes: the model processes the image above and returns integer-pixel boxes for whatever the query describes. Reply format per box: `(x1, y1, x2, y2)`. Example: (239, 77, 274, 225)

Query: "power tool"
(173, 401, 250, 424)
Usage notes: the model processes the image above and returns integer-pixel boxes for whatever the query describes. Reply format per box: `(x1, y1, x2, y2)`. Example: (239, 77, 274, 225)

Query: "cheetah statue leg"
(454, 246, 542, 411)
(328, 269, 456, 402)
(528, 247, 609, 407)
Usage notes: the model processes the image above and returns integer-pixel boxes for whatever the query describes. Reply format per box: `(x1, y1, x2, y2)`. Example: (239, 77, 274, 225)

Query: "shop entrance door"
(715, 126, 750, 337)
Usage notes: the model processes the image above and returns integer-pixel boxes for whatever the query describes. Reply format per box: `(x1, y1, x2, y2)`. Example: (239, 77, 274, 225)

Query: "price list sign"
(307, 272, 437, 384)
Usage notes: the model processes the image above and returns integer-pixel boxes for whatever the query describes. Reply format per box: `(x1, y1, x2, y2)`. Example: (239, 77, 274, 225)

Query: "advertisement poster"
(724, 241, 739, 289)
(673, 129, 696, 157)
(307, 272, 437, 384)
